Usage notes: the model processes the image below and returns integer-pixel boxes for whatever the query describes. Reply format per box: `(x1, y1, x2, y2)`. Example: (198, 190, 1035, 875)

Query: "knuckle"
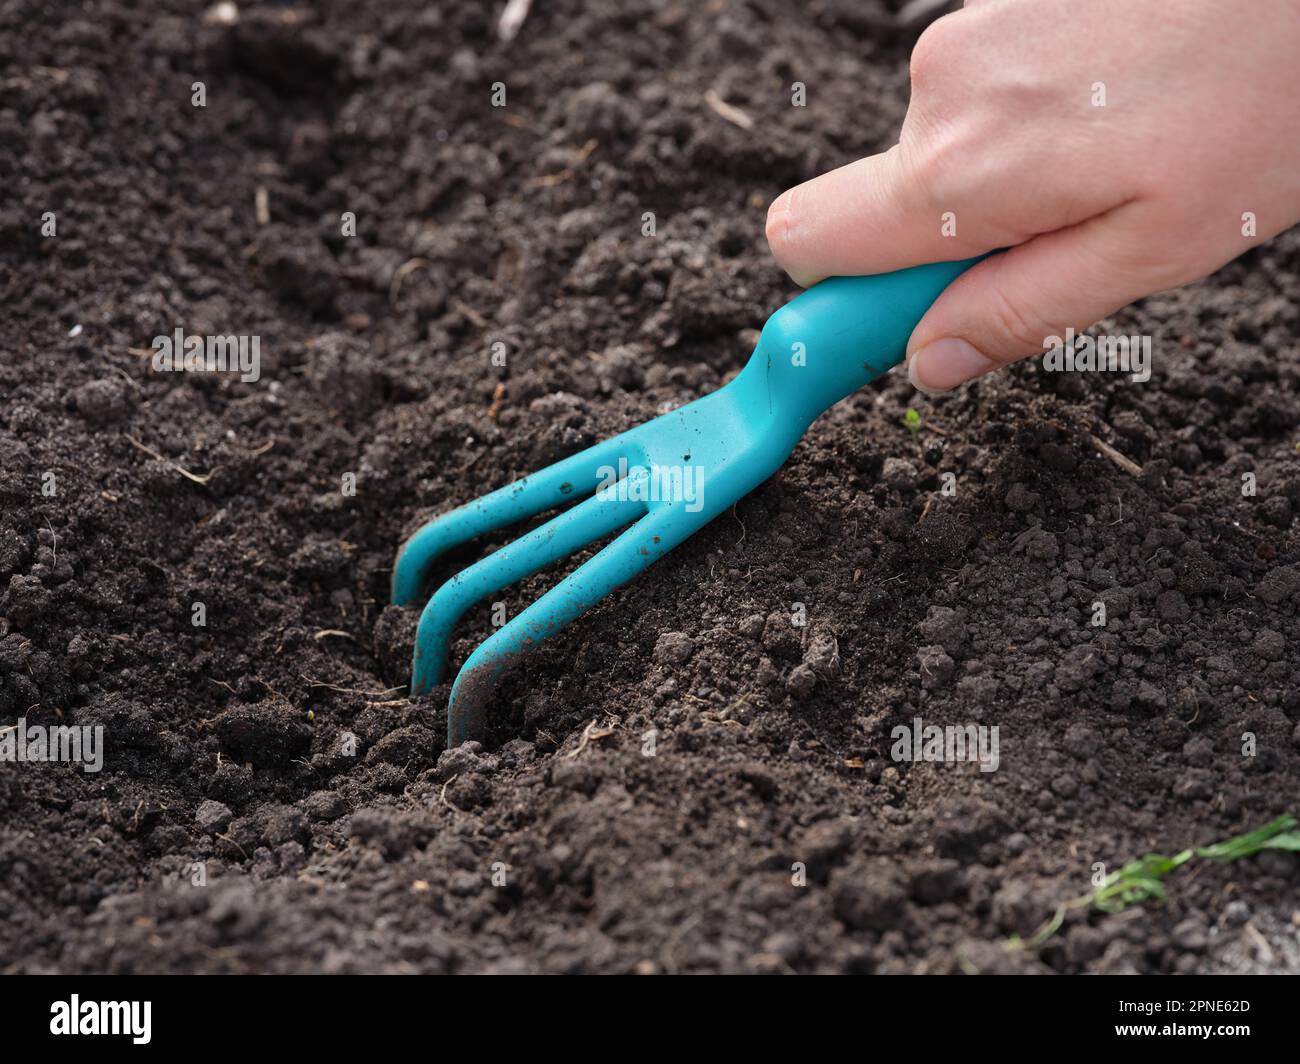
(1104, 209, 1198, 292)
(987, 281, 1052, 359)
(908, 13, 962, 90)
(907, 133, 960, 208)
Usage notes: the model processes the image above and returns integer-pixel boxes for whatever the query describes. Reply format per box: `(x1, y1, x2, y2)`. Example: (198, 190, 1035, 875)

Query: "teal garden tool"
(393, 257, 983, 745)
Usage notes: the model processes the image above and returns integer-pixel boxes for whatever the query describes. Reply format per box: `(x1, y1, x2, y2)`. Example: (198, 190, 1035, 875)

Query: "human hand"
(765, 0, 1300, 393)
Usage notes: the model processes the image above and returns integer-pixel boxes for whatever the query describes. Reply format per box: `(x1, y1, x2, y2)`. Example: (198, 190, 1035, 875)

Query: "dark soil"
(2, 0, 1298, 975)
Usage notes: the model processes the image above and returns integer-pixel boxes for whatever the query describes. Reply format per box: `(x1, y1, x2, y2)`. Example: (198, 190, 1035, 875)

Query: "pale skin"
(765, 0, 1300, 394)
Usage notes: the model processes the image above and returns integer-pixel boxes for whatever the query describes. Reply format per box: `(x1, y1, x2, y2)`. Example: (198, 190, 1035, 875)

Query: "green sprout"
(1009, 814, 1300, 950)
(903, 407, 922, 435)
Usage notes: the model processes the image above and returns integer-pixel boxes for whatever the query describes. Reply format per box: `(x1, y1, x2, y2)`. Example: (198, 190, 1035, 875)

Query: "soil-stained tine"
(445, 505, 700, 744)
(410, 486, 645, 694)
(391, 435, 630, 606)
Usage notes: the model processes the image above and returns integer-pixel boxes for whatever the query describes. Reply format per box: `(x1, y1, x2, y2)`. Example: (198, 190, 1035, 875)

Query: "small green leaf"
(1008, 813, 1297, 951)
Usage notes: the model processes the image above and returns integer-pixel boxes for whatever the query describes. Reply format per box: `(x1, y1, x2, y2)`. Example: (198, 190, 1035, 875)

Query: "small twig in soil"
(528, 139, 598, 188)
(44, 515, 57, 569)
(125, 436, 214, 485)
(458, 448, 487, 474)
(440, 774, 458, 809)
(451, 298, 488, 329)
(312, 629, 354, 642)
(300, 675, 404, 697)
(216, 830, 249, 859)
(567, 718, 617, 758)
(254, 677, 289, 702)
(730, 502, 747, 545)
(1086, 432, 1142, 477)
(487, 381, 506, 422)
(703, 89, 754, 130)
(497, 0, 533, 42)
(104, 364, 136, 388)
(389, 258, 430, 305)
(897, 0, 955, 30)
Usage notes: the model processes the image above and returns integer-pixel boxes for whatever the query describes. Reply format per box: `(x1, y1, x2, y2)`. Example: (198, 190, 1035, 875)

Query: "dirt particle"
(1, 574, 51, 627)
(991, 880, 1045, 937)
(1135, 681, 1168, 710)
(1055, 644, 1100, 693)
(563, 81, 639, 142)
(1156, 589, 1190, 622)
(1257, 563, 1300, 605)
(549, 759, 599, 796)
(786, 663, 817, 699)
(1170, 917, 1209, 953)
(798, 817, 855, 875)
(653, 630, 696, 665)
(918, 606, 966, 655)
(910, 859, 961, 905)
(737, 765, 779, 802)
(802, 628, 840, 674)
(1004, 482, 1039, 512)
(831, 858, 908, 931)
(881, 456, 918, 493)
(195, 800, 233, 834)
(365, 724, 435, 772)
(446, 773, 492, 810)
(760, 611, 802, 660)
(917, 644, 955, 690)
(932, 800, 1009, 859)
(214, 703, 312, 770)
(72, 378, 129, 424)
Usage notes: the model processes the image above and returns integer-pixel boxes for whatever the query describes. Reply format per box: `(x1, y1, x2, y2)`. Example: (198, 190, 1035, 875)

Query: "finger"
(905, 204, 1160, 393)
(765, 147, 990, 287)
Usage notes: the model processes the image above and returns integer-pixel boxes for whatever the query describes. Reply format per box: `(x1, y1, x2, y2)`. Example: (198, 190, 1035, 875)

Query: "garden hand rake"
(393, 257, 982, 746)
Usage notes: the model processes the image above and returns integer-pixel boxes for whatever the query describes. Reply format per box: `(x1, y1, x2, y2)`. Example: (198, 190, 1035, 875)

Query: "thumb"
(905, 209, 1159, 393)
(766, 146, 990, 287)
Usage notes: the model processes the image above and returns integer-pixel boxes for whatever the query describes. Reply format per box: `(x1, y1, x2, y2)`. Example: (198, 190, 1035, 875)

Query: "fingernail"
(908, 338, 996, 394)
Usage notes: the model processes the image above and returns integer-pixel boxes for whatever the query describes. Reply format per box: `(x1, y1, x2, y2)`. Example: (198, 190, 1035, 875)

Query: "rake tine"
(411, 487, 645, 694)
(444, 505, 698, 745)
(391, 434, 632, 606)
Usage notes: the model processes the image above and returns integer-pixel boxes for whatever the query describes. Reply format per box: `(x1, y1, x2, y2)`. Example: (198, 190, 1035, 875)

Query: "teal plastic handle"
(739, 256, 984, 429)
